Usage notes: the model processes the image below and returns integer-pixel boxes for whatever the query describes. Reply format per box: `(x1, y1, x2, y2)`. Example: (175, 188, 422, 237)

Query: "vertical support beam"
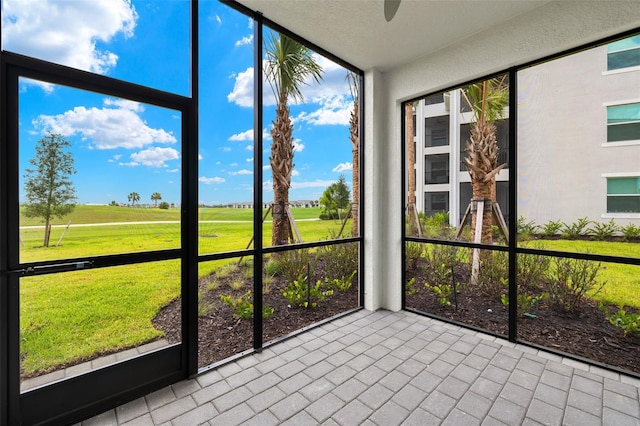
(184, 0, 200, 377)
(508, 67, 518, 342)
(252, 12, 264, 351)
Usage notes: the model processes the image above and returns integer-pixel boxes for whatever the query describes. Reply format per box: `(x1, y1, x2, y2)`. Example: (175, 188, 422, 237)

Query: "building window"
(424, 93, 444, 105)
(607, 177, 640, 213)
(425, 154, 449, 184)
(425, 116, 449, 147)
(607, 34, 640, 71)
(607, 103, 640, 142)
(425, 192, 449, 216)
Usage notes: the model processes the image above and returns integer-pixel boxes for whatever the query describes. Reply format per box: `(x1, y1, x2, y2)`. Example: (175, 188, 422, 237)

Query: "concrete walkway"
(80, 310, 640, 425)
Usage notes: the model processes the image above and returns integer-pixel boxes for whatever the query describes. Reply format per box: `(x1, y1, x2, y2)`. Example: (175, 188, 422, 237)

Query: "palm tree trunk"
(406, 103, 418, 235)
(350, 99, 359, 237)
(270, 94, 294, 246)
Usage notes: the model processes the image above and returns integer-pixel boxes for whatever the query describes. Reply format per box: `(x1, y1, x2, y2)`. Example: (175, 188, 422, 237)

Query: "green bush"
(600, 304, 640, 335)
(475, 250, 508, 297)
(158, 201, 170, 209)
(316, 238, 358, 281)
(500, 278, 547, 317)
(405, 242, 423, 270)
(516, 216, 537, 239)
(588, 219, 619, 240)
(561, 217, 591, 239)
(220, 291, 274, 319)
(279, 249, 315, 284)
(281, 275, 333, 309)
(424, 244, 461, 305)
(540, 220, 563, 237)
(545, 256, 606, 313)
(620, 223, 640, 241)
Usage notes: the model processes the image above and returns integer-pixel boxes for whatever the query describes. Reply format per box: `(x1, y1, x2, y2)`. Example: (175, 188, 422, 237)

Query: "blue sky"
(2, 0, 355, 206)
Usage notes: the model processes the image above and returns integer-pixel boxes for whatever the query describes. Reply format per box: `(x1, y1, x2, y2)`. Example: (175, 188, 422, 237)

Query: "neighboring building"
(414, 34, 640, 228)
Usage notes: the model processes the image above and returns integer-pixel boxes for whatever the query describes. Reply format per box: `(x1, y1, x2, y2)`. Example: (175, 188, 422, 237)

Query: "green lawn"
(19, 206, 351, 376)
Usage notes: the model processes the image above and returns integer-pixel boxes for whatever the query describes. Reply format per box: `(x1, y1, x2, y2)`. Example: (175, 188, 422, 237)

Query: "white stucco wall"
(364, 1, 640, 311)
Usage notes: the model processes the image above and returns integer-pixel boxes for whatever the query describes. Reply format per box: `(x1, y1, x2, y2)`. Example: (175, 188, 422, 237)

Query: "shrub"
(405, 277, 419, 295)
(279, 249, 315, 284)
(516, 242, 550, 291)
(281, 275, 333, 309)
(599, 304, 640, 335)
(316, 238, 358, 281)
(324, 270, 356, 292)
(545, 256, 606, 313)
(620, 223, 640, 241)
(560, 217, 591, 239)
(220, 290, 274, 319)
(540, 220, 563, 237)
(475, 250, 508, 297)
(264, 257, 284, 277)
(500, 278, 547, 317)
(405, 242, 423, 270)
(158, 201, 170, 209)
(516, 216, 537, 239)
(588, 219, 619, 240)
(424, 244, 462, 306)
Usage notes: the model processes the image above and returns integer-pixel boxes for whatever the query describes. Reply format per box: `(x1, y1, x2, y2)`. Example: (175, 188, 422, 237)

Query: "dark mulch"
(405, 264, 640, 375)
(153, 265, 359, 368)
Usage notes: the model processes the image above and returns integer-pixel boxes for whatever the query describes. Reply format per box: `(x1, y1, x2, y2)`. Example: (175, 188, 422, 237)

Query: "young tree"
(265, 33, 323, 245)
(23, 131, 77, 247)
(128, 192, 140, 206)
(151, 192, 162, 207)
(346, 71, 360, 236)
(461, 76, 509, 244)
(319, 175, 351, 220)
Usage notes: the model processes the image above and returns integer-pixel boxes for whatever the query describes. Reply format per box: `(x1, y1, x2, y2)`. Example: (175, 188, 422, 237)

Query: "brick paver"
(79, 310, 640, 425)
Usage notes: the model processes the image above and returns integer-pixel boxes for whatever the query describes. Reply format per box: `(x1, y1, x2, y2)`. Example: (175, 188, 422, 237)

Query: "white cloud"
(221, 147, 232, 152)
(291, 179, 335, 189)
(199, 176, 225, 184)
(291, 170, 300, 177)
(215, 15, 222, 25)
(262, 165, 270, 171)
(107, 154, 122, 163)
(230, 162, 238, 167)
(235, 34, 253, 47)
(246, 157, 253, 162)
(198, 154, 204, 160)
(295, 94, 352, 126)
(293, 140, 305, 152)
(2, 0, 137, 75)
(33, 98, 176, 149)
(332, 162, 353, 172)
(245, 145, 253, 151)
(227, 67, 254, 107)
(229, 129, 253, 141)
(128, 147, 179, 167)
(228, 169, 253, 176)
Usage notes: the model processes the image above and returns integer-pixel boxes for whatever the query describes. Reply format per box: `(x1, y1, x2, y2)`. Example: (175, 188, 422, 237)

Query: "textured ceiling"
(234, 0, 548, 71)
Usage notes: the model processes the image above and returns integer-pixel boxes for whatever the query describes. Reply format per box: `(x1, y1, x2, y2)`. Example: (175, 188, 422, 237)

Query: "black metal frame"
(401, 28, 640, 378)
(0, 1, 365, 424)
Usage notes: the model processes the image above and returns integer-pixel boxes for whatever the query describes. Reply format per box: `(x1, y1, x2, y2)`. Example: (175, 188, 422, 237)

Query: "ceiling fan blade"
(384, 0, 401, 22)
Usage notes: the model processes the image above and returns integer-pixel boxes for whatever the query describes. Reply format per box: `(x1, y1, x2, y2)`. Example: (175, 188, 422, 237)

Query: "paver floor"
(80, 310, 640, 425)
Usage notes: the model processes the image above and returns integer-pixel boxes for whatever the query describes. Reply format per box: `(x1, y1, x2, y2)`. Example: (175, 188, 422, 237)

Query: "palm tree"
(265, 33, 323, 246)
(128, 191, 140, 207)
(461, 76, 509, 244)
(406, 101, 418, 235)
(461, 76, 508, 286)
(346, 71, 360, 236)
(151, 192, 162, 207)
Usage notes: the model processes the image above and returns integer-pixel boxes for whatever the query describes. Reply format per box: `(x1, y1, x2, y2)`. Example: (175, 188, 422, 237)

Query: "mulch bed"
(405, 263, 640, 375)
(153, 264, 359, 368)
